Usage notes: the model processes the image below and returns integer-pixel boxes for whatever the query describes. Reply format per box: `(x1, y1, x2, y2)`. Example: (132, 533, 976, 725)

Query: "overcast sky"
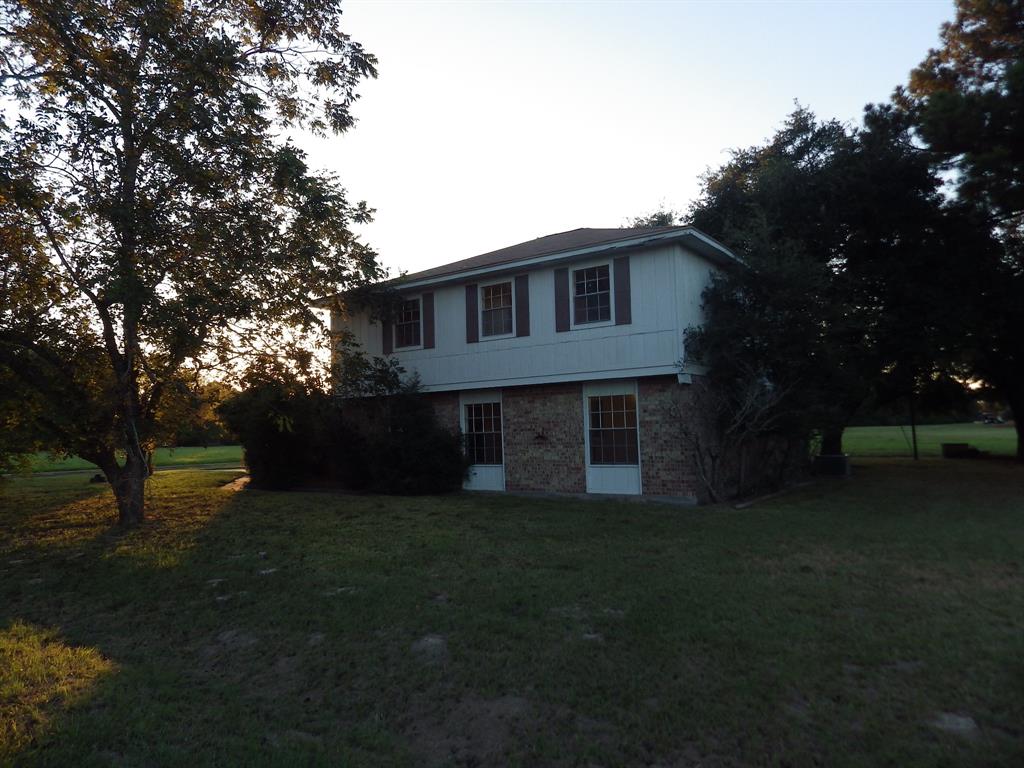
(300, 0, 955, 277)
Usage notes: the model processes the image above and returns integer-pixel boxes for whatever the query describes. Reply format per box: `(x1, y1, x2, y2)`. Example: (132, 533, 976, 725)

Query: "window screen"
(481, 282, 513, 337)
(465, 402, 503, 465)
(588, 394, 638, 465)
(573, 265, 611, 324)
(394, 298, 421, 348)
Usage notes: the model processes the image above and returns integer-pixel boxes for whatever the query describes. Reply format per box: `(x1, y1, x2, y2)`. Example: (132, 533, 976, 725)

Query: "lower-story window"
(465, 402, 503, 465)
(588, 394, 638, 465)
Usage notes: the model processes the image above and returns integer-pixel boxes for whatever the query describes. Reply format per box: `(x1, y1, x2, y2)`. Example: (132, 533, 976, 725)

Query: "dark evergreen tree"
(898, 0, 1024, 458)
(686, 107, 994, 455)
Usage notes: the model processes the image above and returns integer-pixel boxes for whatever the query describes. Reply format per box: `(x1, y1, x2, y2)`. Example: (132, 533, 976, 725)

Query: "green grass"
(844, 422, 1017, 457)
(26, 445, 243, 473)
(1, 461, 1023, 766)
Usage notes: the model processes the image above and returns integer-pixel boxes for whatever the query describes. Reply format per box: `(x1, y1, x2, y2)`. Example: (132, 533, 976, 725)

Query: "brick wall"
(424, 391, 460, 434)
(502, 382, 586, 493)
(638, 376, 699, 499)
(426, 378, 700, 499)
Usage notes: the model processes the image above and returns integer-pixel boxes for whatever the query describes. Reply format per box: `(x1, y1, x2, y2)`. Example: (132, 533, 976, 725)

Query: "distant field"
(19, 425, 1018, 471)
(27, 445, 243, 473)
(844, 423, 1017, 457)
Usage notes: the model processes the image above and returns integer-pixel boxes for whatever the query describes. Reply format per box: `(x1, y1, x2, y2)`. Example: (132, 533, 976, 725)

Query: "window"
(394, 298, 421, 348)
(588, 394, 638, 465)
(464, 402, 503, 465)
(481, 282, 513, 337)
(573, 264, 611, 325)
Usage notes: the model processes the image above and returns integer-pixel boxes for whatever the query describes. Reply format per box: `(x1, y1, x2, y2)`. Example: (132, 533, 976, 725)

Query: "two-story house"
(329, 225, 739, 502)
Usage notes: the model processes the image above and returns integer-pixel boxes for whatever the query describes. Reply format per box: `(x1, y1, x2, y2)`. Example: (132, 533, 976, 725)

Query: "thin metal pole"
(909, 391, 919, 461)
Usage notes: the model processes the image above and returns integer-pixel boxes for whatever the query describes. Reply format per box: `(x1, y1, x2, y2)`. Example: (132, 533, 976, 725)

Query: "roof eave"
(389, 227, 740, 292)
(311, 227, 741, 307)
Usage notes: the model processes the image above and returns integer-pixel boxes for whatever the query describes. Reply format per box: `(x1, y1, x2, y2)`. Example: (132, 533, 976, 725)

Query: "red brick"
(424, 377, 699, 499)
(638, 376, 699, 498)
(503, 383, 586, 493)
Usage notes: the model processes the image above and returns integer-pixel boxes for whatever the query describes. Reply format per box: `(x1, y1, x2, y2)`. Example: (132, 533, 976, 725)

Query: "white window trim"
(459, 390, 506, 490)
(569, 259, 615, 330)
(582, 380, 642, 471)
(393, 294, 424, 351)
(460, 391, 505, 464)
(478, 278, 516, 341)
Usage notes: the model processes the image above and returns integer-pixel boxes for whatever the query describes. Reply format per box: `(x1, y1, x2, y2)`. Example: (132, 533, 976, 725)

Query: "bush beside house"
(218, 376, 467, 494)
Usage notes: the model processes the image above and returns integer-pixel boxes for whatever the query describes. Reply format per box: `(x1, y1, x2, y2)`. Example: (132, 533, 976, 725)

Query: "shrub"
(358, 391, 468, 494)
(219, 370, 467, 494)
(218, 381, 324, 490)
(330, 339, 468, 493)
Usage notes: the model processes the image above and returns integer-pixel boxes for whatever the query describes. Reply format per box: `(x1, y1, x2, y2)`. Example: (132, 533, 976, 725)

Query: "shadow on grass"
(1, 462, 1023, 766)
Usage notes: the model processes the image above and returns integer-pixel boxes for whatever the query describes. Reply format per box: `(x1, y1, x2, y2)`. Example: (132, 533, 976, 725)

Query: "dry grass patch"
(0, 621, 115, 760)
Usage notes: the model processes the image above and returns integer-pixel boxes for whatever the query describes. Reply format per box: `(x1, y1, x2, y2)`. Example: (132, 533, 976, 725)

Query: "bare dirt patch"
(929, 712, 979, 740)
(221, 476, 250, 492)
(199, 628, 259, 665)
(549, 604, 586, 620)
(410, 634, 448, 665)
(574, 713, 616, 746)
(406, 693, 533, 766)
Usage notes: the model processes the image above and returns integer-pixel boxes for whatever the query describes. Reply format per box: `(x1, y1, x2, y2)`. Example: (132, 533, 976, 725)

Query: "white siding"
(333, 306, 384, 357)
(673, 243, 716, 343)
(333, 244, 717, 392)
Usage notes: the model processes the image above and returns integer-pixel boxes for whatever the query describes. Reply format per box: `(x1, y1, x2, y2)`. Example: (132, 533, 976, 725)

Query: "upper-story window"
(481, 281, 513, 337)
(394, 298, 421, 348)
(573, 264, 611, 325)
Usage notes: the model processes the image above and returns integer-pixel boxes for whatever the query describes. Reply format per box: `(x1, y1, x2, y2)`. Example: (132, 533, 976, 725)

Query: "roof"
(312, 225, 738, 307)
(397, 226, 680, 284)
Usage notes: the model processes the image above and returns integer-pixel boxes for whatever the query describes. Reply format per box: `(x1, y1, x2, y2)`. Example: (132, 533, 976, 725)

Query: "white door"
(460, 390, 505, 491)
(583, 381, 642, 495)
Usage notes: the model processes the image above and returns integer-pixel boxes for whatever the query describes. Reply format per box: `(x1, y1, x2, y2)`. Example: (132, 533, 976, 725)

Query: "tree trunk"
(821, 428, 844, 456)
(95, 454, 147, 526)
(112, 457, 147, 526)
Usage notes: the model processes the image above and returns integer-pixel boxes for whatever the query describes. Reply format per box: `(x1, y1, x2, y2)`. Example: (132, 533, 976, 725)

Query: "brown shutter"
(422, 292, 435, 349)
(614, 256, 631, 325)
(382, 319, 393, 354)
(554, 268, 570, 332)
(515, 274, 530, 337)
(465, 284, 479, 343)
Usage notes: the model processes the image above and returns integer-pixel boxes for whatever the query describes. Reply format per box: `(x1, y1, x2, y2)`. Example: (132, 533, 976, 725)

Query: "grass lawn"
(1, 461, 1022, 766)
(844, 422, 1017, 458)
(26, 445, 243, 473)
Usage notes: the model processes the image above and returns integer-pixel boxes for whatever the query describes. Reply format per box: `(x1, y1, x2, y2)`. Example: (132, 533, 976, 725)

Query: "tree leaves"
(0, 0, 382, 516)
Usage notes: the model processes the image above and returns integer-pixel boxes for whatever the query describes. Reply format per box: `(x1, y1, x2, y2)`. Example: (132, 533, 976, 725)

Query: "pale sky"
(300, 0, 955, 277)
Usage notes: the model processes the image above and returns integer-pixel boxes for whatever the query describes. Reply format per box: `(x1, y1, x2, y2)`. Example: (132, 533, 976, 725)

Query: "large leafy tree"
(904, 0, 1024, 220)
(686, 107, 991, 455)
(898, 0, 1024, 459)
(627, 208, 680, 228)
(687, 110, 871, 456)
(0, 0, 381, 523)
